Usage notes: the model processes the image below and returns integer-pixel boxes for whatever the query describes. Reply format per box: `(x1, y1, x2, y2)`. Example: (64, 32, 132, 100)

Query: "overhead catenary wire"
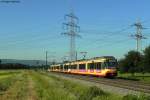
(77, 25, 133, 50)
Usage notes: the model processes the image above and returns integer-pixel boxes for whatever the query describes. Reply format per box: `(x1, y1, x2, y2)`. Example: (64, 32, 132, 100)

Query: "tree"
(142, 45, 150, 72)
(118, 59, 130, 73)
(0, 59, 1, 69)
(118, 50, 142, 75)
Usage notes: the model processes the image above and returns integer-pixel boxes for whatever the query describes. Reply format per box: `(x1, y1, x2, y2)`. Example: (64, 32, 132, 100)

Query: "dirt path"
(26, 73, 38, 100)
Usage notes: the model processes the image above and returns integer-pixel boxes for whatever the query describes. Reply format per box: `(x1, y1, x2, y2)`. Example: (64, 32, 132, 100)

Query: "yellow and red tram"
(49, 56, 117, 77)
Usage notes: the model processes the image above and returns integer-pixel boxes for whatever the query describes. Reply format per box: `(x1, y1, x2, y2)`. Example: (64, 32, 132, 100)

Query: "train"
(48, 56, 118, 77)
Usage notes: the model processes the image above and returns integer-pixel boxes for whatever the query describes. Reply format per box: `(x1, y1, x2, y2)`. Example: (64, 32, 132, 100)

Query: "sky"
(0, 0, 150, 61)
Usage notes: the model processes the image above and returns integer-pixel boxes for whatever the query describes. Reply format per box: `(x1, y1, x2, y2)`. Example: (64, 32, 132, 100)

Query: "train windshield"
(104, 60, 117, 68)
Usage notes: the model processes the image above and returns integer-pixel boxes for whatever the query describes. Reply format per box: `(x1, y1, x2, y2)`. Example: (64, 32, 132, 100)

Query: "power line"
(77, 26, 132, 50)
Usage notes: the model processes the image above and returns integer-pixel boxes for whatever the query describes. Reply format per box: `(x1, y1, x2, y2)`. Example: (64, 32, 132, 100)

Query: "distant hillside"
(1, 59, 51, 66)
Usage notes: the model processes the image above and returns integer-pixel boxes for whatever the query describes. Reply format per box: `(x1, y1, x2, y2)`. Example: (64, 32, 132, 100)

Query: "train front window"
(104, 62, 117, 68)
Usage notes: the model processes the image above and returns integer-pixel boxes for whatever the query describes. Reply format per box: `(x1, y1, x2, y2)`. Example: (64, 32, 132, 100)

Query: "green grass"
(32, 71, 77, 100)
(122, 94, 150, 100)
(0, 70, 21, 74)
(0, 70, 150, 100)
(118, 72, 150, 83)
(0, 70, 34, 100)
(0, 71, 21, 94)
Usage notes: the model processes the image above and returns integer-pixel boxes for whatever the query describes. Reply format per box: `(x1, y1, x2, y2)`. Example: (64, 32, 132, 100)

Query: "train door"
(60, 65, 63, 71)
(70, 64, 77, 72)
(64, 65, 68, 72)
(79, 64, 86, 72)
(88, 62, 94, 73)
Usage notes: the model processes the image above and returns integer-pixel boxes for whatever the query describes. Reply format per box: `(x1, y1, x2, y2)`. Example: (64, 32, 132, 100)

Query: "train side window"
(70, 65, 77, 69)
(57, 66, 59, 69)
(66, 65, 69, 69)
(101, 63, 105, 69)
(95, 62, 101, 69)
(60, 65, 63, 69)
(64, 65, 68, 70)
(70, 65, 73, 69)
(94, 63, 97, 69)
(88, 63, 94, 69)
(79, 64, 85, 69)
(73, 64, 77, 69)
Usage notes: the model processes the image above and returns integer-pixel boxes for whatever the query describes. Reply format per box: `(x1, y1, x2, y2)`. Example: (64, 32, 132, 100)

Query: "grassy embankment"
(0, 70, 149, 100)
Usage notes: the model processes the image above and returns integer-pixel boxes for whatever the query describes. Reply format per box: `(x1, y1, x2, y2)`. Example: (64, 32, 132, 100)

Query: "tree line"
(118, 45, 150, 75)
(0, 61, 48, 70)
(0, 63, 29, 69)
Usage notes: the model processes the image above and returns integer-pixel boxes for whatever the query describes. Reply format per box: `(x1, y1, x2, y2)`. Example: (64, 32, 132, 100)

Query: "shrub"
(123, 94, 138, 100)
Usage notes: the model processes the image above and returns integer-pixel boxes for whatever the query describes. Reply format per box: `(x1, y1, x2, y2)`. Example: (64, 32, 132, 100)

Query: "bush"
(0, 76, 15, 92)
(123, 94, 138, 100)
(118, 45, 150, 74)
(142, 45, 150, 73)
(118, 50, 142, 75)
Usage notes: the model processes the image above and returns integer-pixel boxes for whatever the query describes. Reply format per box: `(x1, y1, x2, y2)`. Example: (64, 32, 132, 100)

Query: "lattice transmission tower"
(131, 19, 147, 52)
(62, 11, 80, 61)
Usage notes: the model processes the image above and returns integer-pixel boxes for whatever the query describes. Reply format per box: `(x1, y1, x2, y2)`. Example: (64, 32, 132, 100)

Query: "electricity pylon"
(46, 51, 48, 67)
(62, 11, 80, 61)
(131, 19, 147, 52)
(80, 52, 87, 60)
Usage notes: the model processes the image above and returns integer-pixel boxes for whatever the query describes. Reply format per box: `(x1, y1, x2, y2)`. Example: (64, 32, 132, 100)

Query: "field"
(0, 70, 149, 100)
(118, 72, 150, 83)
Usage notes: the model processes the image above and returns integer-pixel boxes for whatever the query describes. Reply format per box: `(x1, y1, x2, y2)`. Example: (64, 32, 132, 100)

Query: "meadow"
(118, 72, 150, 83)
(0, 70, 149, 100)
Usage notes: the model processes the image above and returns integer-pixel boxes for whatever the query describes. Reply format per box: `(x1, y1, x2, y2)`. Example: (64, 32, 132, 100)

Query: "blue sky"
(0, 0, 150, 61)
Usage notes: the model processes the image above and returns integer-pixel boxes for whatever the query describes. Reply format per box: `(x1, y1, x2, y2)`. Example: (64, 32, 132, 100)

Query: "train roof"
(75, 56, 115, 61)
(51, 56, 116, 66)
(92, 56, 115, 60)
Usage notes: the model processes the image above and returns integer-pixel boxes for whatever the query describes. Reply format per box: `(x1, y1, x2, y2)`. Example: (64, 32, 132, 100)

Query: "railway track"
(50, 72, 150, 94)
